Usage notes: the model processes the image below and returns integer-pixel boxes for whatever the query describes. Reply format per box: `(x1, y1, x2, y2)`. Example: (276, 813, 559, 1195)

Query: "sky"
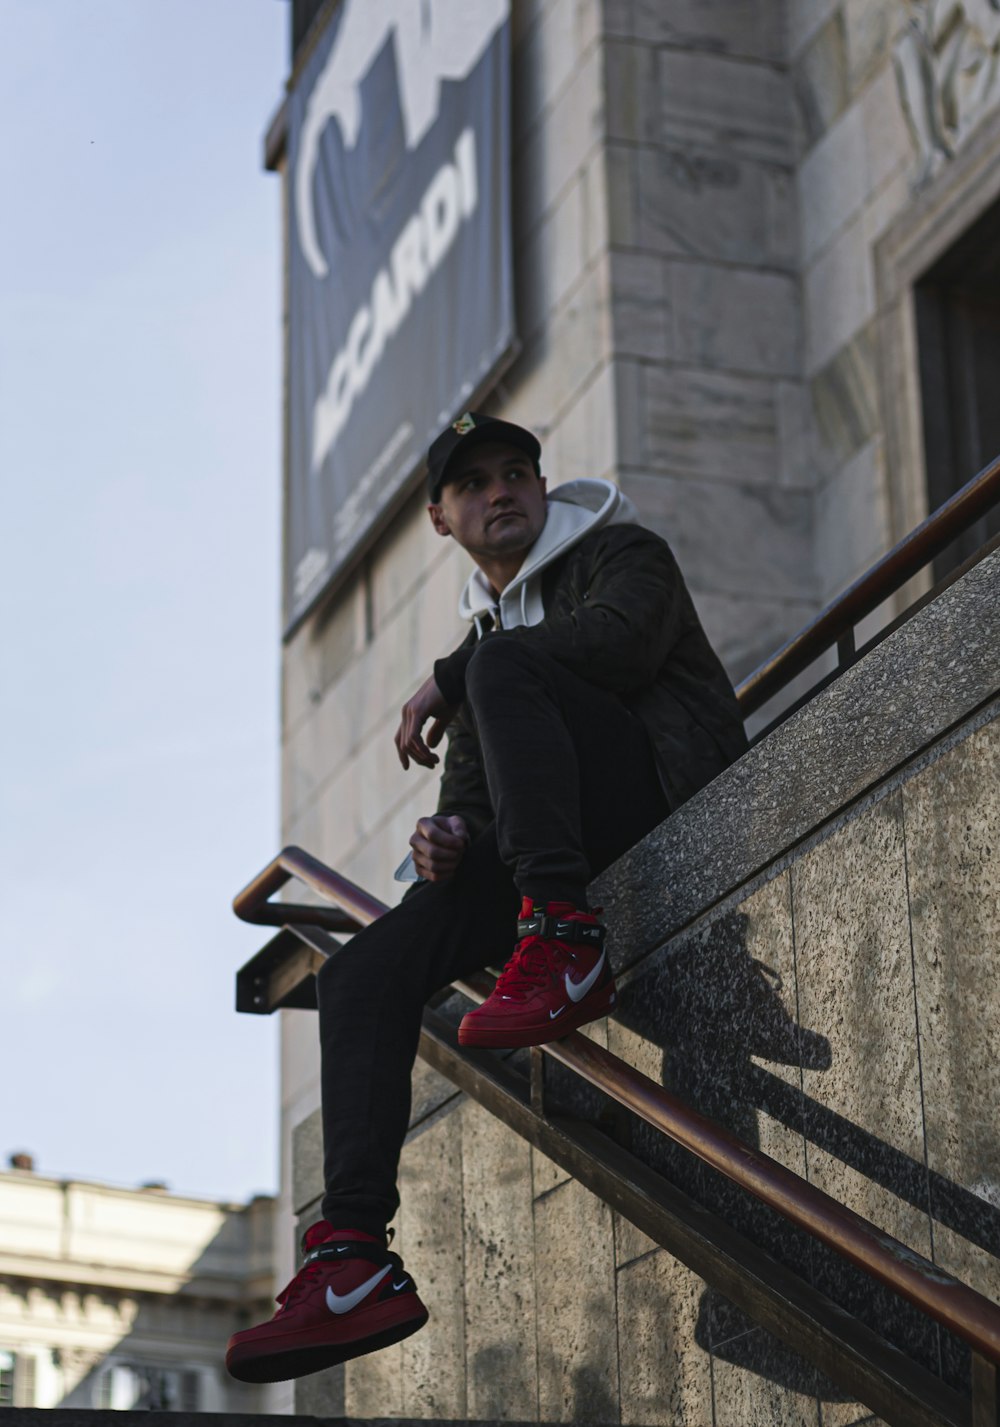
(1, 1, 289, 1202)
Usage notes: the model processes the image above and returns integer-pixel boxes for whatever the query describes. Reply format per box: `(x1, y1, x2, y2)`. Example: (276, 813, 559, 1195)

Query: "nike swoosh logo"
(549, 1005, 566, 1020)
(325, 1265, 392, 1315)
(565, 951, 605, 1004)
(392, 1279, 411, 1292)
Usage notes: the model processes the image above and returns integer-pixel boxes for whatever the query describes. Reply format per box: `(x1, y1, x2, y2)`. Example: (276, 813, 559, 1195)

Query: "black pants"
(317, 639, 670, 1233)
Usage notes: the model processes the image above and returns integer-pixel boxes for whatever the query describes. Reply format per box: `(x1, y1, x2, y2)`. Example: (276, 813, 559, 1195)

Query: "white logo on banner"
(295, 0, 506, 279)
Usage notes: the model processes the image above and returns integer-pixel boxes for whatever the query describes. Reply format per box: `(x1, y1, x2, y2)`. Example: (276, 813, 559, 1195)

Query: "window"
(94, 1363, 199, 1413)
(915, 197, 1000, 581)
(0, 1352, 14, 1408)
(0, 1351, 33, 1408)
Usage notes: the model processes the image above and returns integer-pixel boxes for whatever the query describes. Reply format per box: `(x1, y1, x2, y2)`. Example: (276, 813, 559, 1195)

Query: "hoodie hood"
(457, 478, 640, 633)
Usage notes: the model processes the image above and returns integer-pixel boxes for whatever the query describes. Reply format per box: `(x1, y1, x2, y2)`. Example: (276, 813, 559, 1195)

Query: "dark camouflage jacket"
(432, 523, 748, 839)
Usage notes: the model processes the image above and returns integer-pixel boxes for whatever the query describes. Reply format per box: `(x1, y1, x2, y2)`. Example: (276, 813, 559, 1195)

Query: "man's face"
(428, 440, 547, 563)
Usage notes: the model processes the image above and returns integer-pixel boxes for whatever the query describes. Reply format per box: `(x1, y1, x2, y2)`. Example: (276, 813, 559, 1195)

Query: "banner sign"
(284, 0, 514, 633)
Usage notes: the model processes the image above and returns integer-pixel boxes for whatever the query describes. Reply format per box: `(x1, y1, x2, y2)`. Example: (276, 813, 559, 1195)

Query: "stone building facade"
(261, 0, 1000, 1417)
(0, 1162, 275, 1413)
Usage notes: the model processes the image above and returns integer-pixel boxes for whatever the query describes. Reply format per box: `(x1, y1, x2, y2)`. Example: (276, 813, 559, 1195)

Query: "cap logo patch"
(453, 412, 476, 435)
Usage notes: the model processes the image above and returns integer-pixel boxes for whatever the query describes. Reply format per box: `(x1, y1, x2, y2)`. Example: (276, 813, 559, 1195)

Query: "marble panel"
(671, 262, 800, 378)
(657, 49, 796, 165)
(512, 0, 583, 145)
(612, 1203, 657, 1272)
(343, 1318, 403, 1418)
(532, 1144, 571, 1198)
(580, 144, 609, 265)
(513, 44, 604, 244)
(904, 717, 1000, 1305)
(803, 210, 875, 377)
(544, 262, 612, 416)
(368, 485, 455, 632)
(409, 1054, 461, 1130)
(821, 1397, 889, 1425)
(814, 439, 890, 604)
(787, 0, 841, 60)
(603, 0, 634, 40)
(604, 143, 640, 249)
(643, 364, 781, 486)
(534, 1175, 619, 1422)
(636, 144, 797, 268)
(604, 39, 659, 144)
(294, 1361, 344, 1417)
(684, 589, 820, 688)
(556, 360, 616, 485)
(809, 321, 879, 475)
(517, 176, 588, 345)
(860, 62, 916, 193)
(711, 1329, 823, 1426)
(742, 873, 811, 1179)
(844, 0, 902, 95)
(291, 1107, 323, 1216)
(609, 250, 670, 362)
(631, 0, 786, 62)
(612, 357, 644, 470)
(791, 792, 935, 1355)
(798, 102, 869, 263)
(794, 11, 849, 146)
(622, 470, 813, 601)
(398, 1110, 467, 1418)
(461, 1101, 538, 1420)
(777, 379, 821, 490)
(616, 1250, 713, 1424)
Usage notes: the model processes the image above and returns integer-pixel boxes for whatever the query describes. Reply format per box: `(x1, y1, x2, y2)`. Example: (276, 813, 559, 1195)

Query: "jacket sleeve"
(435, 526, 689, 702)
(436, 706, 494, 839)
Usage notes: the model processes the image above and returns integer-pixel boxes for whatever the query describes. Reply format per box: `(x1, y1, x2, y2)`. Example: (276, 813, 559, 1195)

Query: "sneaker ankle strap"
(305, 1242, 394, 1268)
(516, 911, 605, 946)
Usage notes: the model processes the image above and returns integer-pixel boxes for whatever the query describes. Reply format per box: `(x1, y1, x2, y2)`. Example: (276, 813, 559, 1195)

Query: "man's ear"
(427, 503, 451, 537)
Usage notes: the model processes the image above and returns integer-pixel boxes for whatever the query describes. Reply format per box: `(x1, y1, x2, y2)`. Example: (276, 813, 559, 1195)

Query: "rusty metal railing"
(234, 849, 1000, 1387)
(735, 453, 1000, 716)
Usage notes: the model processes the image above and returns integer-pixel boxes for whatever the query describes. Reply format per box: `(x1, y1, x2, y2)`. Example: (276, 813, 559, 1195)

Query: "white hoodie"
(457, 478, 641, 634)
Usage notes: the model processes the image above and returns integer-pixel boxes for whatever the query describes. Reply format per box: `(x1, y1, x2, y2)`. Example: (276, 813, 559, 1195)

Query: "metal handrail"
(233, 848, 1000, 1370)
(735, 453, 1000, 715)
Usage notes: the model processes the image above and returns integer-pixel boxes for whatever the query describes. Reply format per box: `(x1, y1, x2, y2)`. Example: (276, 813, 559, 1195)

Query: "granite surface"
(904, 717, 1000, 1306)
(592, 547, 1000, 966)
(460, 1101, 538, 1422)
(398, 1111, 467, 1419)
(533, 1175, 618, 1424)
(615, 1248, 712, 1424)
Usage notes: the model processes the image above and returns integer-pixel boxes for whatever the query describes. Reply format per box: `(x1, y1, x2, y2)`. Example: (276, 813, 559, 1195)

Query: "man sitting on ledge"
(226, 411, 748, 1384)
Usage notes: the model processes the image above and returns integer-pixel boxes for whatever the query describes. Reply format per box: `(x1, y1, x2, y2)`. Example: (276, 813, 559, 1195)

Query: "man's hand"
(409, 814, 469, 882)
(395, 674, 456, 770)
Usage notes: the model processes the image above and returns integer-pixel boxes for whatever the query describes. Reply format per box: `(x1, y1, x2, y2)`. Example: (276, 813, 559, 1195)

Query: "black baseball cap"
(427, 411, 542, 502)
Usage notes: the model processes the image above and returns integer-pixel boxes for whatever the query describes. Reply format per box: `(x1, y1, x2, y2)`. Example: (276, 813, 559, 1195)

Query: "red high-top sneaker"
(458, 898, 616, 1049)
(226, 1222, 428, 1382)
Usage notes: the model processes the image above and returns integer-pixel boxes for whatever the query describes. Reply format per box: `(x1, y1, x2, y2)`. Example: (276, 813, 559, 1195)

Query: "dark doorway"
(914, 198, 1000, 581)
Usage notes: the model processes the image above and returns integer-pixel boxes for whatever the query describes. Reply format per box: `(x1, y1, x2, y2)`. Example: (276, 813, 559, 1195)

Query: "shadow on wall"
(546, 907, 1000, 1405)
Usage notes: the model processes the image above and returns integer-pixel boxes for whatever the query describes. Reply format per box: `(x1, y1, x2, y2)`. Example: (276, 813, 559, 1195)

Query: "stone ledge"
(1, 1415, 576, 1427)
(592, 547, 1000, 965)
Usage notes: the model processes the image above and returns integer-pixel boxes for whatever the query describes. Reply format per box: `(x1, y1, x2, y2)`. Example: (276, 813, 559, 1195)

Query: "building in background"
(247, 0, 1000, 1417)
(0, 1156, 274, 1413)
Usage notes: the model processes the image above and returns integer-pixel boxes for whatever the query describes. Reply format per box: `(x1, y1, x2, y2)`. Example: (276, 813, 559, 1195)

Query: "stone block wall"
(602, 0, 814, 682)
(789, 0, 1000, 602)
(288, 554, 999, 1422)
(275, 2, 617, 1384)
(270, 1, 1000, 1413)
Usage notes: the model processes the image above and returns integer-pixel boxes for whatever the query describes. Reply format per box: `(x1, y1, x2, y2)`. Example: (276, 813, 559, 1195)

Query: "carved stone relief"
(894, 0, 1000, 174)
